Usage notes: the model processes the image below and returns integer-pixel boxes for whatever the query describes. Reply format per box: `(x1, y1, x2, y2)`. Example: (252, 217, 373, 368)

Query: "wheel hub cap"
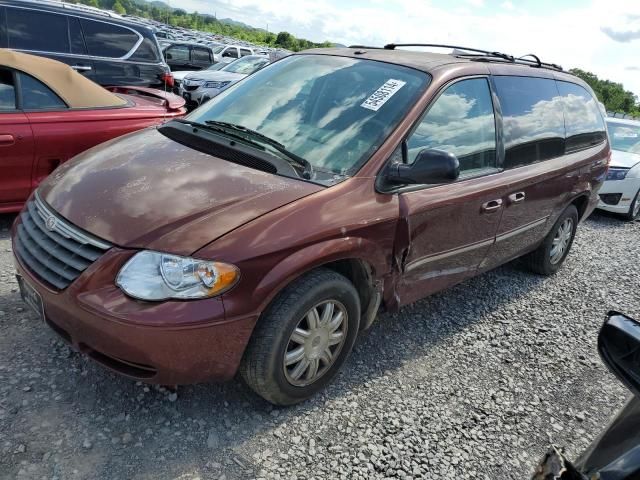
(283, 300, 348, 387)
(549, 218, 573, 265)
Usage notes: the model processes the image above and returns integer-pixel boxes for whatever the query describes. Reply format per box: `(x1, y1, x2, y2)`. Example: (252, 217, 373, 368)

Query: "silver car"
(180, 55, 270, 107)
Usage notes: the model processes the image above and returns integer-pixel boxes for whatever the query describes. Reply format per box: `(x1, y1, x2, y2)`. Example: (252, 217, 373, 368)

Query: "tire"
(524, 205, 579, 276)
(240, 268, 361, 405)
(625, 189, 640, 221)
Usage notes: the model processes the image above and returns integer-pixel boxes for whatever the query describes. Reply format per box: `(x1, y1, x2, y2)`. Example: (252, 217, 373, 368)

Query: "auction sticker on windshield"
(361, 79, 406, 111)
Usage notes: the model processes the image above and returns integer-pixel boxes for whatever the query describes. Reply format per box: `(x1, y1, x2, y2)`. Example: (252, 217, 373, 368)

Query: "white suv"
(212, 45, 254, 64)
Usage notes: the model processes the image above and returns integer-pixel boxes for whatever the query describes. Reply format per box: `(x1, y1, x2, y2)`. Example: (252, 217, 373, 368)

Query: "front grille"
(183, 84, 199, 91)
(15, 193, 111, 290)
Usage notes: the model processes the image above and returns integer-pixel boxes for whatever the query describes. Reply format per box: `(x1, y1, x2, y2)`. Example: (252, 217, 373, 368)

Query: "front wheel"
(625, 189, 640, 221)
(524, 205, 579, 276)
(240, 268, 360, 405)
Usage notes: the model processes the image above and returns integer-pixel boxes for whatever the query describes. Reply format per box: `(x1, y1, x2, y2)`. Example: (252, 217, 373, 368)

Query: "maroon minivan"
(11, 45, 610, 405)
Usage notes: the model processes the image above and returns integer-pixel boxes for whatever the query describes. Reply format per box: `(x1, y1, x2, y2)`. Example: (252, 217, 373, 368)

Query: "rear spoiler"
(105, 86, 186, 111)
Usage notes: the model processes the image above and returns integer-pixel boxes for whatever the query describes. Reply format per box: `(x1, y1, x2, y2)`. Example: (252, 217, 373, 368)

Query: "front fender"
(222, 236, 390, 321)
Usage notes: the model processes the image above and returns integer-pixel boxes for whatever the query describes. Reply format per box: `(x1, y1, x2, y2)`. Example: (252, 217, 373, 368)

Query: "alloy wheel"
(283, 300, 348, 387)
(550, 218, 574, 264)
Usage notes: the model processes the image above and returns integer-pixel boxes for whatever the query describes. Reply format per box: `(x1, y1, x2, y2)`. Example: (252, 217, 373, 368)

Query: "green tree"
(570, 68, 639, 115)
(112, 1, 126, 14)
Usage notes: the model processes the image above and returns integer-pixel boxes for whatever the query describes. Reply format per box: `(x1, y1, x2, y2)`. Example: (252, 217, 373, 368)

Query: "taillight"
(161, 72, 174, 88)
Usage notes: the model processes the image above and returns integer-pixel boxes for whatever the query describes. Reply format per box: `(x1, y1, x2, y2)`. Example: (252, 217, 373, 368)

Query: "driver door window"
(406, 78, 497, 177)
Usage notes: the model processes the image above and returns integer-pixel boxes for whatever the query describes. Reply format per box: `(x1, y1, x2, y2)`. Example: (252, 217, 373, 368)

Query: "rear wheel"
(625, 189, 640, 221)
(524, 205, 579, 276)
(240, 268, 360, 405)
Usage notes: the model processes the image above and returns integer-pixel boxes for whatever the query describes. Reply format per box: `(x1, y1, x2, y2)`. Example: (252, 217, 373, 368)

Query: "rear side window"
(240, 48, 252, 57)
(129, 37, 160, 62)
(68, 17, 86, 55)
(556, 81, 606, 152)
(18, 72, 66, 110)
(192, 48, 211, 62)
(81, 19, 139, 58)
(165, 45, 189, 61)
(493, 76, 565, 168)
(406, 78, 497, 175)
(7, 8, 69, 53)
(0, 68, 16, 110)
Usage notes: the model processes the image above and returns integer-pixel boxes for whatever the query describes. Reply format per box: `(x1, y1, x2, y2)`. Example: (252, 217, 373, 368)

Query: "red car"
(0, 49, 186, 213)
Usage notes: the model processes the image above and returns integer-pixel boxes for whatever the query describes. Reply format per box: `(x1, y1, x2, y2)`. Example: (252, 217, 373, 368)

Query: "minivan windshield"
(607, 120, 640, 154)
(186, 54, 430, 184)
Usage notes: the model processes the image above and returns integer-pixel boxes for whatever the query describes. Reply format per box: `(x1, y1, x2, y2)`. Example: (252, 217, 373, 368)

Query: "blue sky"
(172, 0, 640, 97)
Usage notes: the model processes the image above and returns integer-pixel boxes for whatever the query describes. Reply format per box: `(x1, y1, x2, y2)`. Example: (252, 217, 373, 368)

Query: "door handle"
(72, 65, 92, 72)
(508, 192, 526, 204)
(482, 199, 503, 213)
(0, 134, 15, 146)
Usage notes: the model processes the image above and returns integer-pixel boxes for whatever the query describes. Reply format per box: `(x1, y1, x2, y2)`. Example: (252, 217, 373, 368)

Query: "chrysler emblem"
(45, 215, 57, 231)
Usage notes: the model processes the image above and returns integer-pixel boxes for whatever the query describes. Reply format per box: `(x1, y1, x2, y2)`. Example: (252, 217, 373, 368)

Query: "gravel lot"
(0, 211, 637, 480)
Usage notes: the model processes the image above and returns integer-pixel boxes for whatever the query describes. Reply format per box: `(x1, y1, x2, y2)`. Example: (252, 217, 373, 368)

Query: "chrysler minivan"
(12, 45, 609, 405)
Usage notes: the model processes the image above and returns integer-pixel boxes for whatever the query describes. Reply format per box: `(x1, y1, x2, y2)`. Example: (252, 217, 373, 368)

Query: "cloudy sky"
(172, 0, 640, 97)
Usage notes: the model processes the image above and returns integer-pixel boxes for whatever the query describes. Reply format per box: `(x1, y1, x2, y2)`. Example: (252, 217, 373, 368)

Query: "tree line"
(69, 0, 334, 51)
(570, 68, 639, 117)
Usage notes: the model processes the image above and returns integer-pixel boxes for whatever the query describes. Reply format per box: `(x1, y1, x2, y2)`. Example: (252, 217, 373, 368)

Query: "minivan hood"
(611, 149, 640, 169)
(38, 128, 323, 255)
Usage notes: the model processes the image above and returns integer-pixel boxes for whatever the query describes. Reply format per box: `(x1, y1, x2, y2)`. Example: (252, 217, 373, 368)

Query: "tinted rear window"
(556, 81, 606, 152)
(129, 36, 160, 62)
(494, 76, 565, 168)
(192, 48, 211, 62)
(81, 19, 139, 58)
(7, 8, 69, 53)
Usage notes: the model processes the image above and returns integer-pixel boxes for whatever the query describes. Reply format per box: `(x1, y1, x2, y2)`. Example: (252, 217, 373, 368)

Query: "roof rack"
(382, 43, 563, 71)
(13, 0, 122, 18)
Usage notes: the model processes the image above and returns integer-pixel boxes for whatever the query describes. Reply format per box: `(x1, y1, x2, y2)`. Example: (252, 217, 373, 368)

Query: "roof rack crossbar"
(383, 43, 562, 71)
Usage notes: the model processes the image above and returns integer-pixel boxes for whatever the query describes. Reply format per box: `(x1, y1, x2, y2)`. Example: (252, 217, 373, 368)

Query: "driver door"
(396, 77, 508, 306)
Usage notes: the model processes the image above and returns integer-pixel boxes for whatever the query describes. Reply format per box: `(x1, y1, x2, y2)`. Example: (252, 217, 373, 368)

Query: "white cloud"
(501, 1, 515, 11)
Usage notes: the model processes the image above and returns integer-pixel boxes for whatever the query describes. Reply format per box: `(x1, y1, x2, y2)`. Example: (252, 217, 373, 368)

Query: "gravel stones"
(0, 212, 637, 479)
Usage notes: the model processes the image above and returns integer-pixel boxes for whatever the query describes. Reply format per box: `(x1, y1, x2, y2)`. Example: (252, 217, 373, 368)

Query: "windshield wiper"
(204, 120, 312, 178)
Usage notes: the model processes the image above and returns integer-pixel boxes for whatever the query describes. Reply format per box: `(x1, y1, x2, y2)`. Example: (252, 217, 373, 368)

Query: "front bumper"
(12, 243, 257, 385)
(596, 177, 640, 214)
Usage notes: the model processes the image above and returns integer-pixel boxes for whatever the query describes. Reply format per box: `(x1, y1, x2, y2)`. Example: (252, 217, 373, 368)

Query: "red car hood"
(38, 128, 323, 255)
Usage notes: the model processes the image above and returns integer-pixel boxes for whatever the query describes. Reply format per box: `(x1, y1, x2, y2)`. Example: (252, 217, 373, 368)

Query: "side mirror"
(599, 311, 640, 397)
(386, 149, 460, 185)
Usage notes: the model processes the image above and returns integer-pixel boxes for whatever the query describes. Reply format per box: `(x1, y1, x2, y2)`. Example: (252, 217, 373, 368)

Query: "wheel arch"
(252, 237, 388, 327)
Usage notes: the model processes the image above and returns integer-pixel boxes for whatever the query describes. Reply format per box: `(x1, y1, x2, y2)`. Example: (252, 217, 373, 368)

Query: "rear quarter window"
(81, 19, 139, 58)
(556, 81, 606, 152)
(6, 7, 69, 53)
(493, 76, 565, 169)
(128, 36, 160, 62)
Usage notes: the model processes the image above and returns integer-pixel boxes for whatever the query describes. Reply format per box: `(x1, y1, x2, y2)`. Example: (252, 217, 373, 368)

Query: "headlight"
(203, 80, 231, 89)
(606, 167, 630, 181)
(116, 251, 239, 301)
